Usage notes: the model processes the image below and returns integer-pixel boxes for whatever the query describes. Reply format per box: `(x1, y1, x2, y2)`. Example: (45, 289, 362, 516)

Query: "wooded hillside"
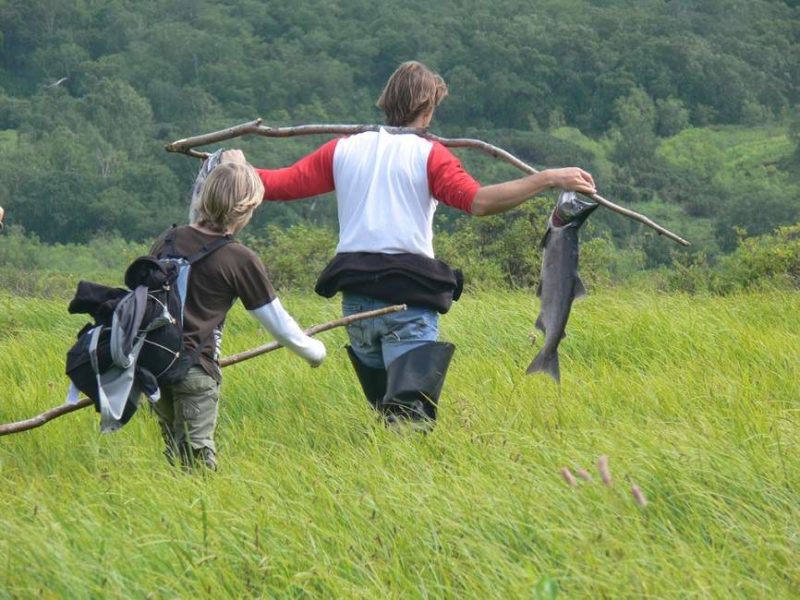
(1, 0, 798, 263)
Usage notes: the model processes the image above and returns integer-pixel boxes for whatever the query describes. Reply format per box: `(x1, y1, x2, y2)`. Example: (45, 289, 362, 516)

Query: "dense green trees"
(0, 0, 797, 261)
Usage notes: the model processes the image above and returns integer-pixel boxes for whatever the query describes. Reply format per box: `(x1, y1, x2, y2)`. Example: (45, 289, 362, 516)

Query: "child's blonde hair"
(377, 61, 448, 127)
(194, 162, 264, 234)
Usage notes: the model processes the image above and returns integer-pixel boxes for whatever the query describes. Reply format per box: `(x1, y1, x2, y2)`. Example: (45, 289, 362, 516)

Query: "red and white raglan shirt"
(257, 129, 481, 312)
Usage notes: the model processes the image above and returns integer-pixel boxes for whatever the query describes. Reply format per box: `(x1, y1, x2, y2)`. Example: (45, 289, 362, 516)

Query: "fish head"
(549, 190, 599, 229)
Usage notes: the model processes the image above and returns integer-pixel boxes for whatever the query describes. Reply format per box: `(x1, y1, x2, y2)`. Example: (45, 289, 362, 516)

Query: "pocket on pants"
(177, 371, 218, 417)
(346, 321, 370, 350)
(389, 312, 439, 342)
(181, 385, 218, 419)
(180, 371, 217, 395)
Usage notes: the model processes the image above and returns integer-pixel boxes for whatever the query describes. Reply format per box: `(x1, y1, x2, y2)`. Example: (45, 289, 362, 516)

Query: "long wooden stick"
(220, 304, 406, 367)
(0, 304, 406, 437)
(0, 398, 95, 436)
(165, 119, 690, 246)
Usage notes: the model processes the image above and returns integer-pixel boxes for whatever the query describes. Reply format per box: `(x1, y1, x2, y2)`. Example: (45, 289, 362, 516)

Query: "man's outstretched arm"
(221, 144, 337, 201)
(470, 168, 596, 216)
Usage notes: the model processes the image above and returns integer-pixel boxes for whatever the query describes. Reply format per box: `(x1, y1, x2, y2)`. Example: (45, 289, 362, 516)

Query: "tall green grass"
(1, 289, 798, 598)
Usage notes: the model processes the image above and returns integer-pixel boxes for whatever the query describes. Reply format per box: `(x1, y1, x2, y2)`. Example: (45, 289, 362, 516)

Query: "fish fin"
(526, 348, 561, 383)
(535, 314, 546, 333)
(574, 276, 587, 298)
(540, 228, 551, 249)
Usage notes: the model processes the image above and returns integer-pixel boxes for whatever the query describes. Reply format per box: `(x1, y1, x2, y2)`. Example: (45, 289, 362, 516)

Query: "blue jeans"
(342, 293, 439, 370)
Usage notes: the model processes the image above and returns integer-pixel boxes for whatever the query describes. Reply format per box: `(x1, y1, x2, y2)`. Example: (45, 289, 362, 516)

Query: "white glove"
(248, 299, 326, 367)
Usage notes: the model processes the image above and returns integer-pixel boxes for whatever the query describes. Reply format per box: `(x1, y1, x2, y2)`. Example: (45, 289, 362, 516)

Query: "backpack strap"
(176, 234, 233, 369)
(185, 234, 234, 264)
(161, 226, 233, 264)
(163, 224, 180, 259)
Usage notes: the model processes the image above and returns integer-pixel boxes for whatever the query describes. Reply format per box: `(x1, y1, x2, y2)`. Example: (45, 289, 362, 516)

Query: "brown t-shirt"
(150, 226, 276, 381)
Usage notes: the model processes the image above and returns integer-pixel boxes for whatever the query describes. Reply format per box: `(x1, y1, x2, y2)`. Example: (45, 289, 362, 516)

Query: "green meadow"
(1, 288, 798, 598)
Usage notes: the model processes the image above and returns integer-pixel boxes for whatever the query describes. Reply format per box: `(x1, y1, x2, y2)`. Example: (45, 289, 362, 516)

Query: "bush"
(245, 224, 337, 292)
(435, 227, 507, 292)
(714, 224, 800, 292)
(655, 224, 800, 294)
(435, 199, 552, 290)
(581, 235, 646, 289)
(0, 227, 147, 292)
(0, 267, 80, 299)
(656, 251, 718, 294)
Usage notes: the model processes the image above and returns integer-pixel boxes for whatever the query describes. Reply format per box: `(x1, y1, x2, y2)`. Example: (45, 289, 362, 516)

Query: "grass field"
(1, 288, 798, 598)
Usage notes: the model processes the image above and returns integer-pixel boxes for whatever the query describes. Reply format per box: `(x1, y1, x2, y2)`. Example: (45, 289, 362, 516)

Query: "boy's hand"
(306, 339, 327, 368)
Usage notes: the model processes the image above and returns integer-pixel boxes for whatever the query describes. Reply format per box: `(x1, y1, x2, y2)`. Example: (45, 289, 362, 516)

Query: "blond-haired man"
(227, 61, 595, 430)
(150, 161, 325, 469)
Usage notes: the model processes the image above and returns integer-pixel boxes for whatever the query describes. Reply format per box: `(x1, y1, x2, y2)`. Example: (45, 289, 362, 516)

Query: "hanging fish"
(527, 191, 598, 382)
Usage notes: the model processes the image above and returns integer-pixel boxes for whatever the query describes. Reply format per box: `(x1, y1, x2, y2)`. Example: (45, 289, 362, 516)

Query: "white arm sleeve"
(248, 298, 326, 366)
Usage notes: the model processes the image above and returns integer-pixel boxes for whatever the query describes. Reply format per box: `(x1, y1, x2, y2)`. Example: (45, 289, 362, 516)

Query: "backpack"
(65, 229, 232, 431)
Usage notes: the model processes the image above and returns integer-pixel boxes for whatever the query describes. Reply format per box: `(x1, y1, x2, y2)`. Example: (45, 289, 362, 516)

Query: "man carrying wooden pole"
(226, 61, 596, 431)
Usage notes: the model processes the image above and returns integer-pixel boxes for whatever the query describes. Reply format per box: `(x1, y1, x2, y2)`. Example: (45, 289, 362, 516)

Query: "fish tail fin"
(526, 348, 561, 383)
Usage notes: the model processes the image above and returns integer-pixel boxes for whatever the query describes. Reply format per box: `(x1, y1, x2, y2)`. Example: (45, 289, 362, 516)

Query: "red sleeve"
(427, 142, 481, 213)
(256, 138, 338, 201)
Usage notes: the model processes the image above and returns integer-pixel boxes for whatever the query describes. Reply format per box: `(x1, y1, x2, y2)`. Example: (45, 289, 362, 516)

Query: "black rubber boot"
(346, 346, 387, 412)
(381, 342, 455, 428)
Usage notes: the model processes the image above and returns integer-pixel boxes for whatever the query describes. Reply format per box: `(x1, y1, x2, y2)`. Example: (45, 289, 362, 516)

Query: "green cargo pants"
(152, 366, 220, 470)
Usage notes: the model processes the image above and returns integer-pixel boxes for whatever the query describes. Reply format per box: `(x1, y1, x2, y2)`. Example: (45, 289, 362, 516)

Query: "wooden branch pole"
(165, 119, 690, 246)
(0, 304, 407, 437)
(0, 398, 95, 436)
(220, 304, 406, 367)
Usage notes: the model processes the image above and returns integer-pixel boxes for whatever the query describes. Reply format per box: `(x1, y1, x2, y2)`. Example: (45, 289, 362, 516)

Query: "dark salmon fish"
(527, 191, 598, 381)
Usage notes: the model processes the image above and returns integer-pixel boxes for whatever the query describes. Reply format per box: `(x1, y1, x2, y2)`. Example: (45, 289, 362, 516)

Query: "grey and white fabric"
(65, 285, 162, 432)
(188, 148, 225, 224)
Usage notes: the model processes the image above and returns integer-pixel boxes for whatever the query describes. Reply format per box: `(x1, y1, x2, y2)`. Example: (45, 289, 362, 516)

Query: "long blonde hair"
(377, 61, 448, 127)
(194, 162, 264, 234)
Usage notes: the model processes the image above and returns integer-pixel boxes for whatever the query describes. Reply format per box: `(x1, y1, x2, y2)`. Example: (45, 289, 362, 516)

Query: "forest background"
(0, 0, 799, 292)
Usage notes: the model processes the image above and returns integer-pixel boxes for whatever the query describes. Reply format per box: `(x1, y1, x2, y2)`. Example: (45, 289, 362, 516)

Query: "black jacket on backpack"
(65, 233, 232, 432)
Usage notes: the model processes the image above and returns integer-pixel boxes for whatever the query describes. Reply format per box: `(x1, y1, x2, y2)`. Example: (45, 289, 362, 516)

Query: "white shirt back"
(333, 129, 437, 257)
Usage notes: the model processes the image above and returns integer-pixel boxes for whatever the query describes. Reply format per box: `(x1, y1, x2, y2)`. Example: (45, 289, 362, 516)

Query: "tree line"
(0, 0, 798, 265)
